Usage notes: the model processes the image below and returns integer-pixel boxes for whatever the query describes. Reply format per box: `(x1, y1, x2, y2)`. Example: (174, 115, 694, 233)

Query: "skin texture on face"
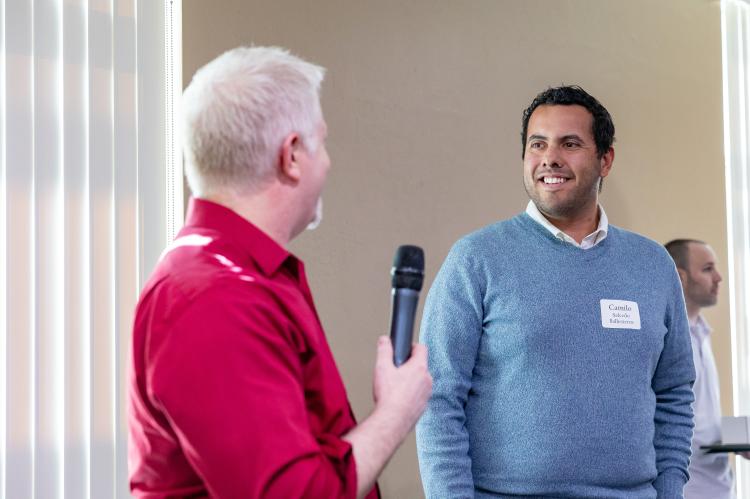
(681, 243, 722, 311)
(294, 120, 330, 235)
(522, 105, 613, 223)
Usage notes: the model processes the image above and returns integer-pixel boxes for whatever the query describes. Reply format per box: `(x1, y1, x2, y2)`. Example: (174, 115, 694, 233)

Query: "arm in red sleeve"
(146, 282, 357, 499)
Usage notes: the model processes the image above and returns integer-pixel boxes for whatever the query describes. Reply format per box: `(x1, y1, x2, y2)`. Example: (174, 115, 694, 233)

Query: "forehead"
(527, 104, 594, 139)
(688, 243, 717, 264)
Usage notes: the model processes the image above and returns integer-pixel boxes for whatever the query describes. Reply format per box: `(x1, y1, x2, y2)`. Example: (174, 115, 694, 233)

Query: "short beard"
(531, 195, 584, 219)
(687, 283, 718, 308)
(693, 293, 718, 308)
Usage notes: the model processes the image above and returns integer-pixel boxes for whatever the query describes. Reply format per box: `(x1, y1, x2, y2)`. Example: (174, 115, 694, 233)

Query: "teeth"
(543, 177, 566, 184)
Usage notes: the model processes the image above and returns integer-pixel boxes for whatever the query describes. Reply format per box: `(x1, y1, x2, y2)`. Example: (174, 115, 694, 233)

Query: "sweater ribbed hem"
(653, 470, 687, 499)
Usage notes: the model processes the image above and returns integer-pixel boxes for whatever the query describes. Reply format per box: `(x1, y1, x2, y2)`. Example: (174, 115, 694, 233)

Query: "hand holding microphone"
(343, 246, 431, 491)
(374, 245, 431, 437)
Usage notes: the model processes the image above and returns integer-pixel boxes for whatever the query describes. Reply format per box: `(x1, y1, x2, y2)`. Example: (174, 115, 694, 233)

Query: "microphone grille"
(391, 245, 425, 290)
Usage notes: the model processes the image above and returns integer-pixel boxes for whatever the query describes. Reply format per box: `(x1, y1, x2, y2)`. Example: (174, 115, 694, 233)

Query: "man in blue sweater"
(416, 86, 695, 498)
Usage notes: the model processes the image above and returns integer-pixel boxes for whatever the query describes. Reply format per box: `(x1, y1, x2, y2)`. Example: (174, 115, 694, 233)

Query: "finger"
(375, 335, 393, 369)
(409, 343, 428, 361)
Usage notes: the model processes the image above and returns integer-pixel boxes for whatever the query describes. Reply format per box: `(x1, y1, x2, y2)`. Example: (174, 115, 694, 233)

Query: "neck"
(201, 188, 295, 248)
(685, 302, 701, 325)
(543, 203, 600, 244)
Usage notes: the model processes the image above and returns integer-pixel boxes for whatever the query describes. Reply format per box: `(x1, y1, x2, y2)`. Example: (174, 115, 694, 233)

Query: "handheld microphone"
(389, 245, 425, 366)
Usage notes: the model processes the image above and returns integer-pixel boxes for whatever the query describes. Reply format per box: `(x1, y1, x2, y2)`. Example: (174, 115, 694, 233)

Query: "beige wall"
(183, 1, 728, 496)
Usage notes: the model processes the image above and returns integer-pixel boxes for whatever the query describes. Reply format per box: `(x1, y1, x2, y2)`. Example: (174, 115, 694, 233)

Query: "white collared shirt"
(684, 315, 735, 499)
(525, 201, 609, 249)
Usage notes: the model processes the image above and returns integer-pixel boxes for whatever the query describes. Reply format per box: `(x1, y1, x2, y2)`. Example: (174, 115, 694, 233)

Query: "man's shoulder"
(609, 225, 671, 256)
(452, 213, 528, 252)
(136, 234, 281, 325)
(433, 214, 532, 277)
(607, 225, 676, 274)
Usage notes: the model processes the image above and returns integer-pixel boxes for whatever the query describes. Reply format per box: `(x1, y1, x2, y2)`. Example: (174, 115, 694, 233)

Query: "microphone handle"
(390, 288, 420, 366)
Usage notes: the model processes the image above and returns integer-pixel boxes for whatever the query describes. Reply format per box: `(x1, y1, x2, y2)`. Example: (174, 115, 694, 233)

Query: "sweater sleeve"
(416, 239, 484, 499)
(651, 264, 696, 498)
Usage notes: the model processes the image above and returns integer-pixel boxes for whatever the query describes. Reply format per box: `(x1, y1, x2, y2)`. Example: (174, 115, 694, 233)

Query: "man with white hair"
(128, 46, 432, 498)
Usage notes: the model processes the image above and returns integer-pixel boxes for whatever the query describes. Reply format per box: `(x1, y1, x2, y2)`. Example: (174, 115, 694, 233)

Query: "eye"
(563, 141, 580, 148)
(529, 141, 544, 150)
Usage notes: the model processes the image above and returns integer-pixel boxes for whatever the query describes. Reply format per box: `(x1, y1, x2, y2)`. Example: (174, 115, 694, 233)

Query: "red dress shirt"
(128, 198, 379, 499)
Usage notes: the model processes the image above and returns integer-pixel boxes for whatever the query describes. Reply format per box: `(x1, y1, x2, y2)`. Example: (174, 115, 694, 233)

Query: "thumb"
(375, 335, 394, 369)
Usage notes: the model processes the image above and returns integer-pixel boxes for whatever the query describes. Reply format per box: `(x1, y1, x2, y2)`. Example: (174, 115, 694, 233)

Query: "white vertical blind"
(0, 0, 181, 497)
(34, 1, 64, 497)
(164, 0, 182, 242)
(5, 2, 35, 498)
(62, 1, 89, 496)
(722, 0, 750, 494)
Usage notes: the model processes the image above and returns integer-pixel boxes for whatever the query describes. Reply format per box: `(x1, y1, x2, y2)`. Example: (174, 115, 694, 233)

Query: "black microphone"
(389, 245, 425, 366)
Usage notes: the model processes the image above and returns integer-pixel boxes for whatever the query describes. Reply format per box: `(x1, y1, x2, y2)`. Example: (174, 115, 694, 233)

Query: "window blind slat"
(34, 1, 64, 498)
(0, 0, 7, 495)
(62, 0, 90, 497)
(88, 1, 116, 497)
(4, 0, 35, 497)
(113, 0, 137, 495)
(136, 0, 166, 283)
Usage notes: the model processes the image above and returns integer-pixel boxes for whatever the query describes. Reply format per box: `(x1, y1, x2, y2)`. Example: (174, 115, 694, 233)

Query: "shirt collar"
(525, 200, 609, 249)
(690, 314, 712, 342)
(182, 197, 296, 277)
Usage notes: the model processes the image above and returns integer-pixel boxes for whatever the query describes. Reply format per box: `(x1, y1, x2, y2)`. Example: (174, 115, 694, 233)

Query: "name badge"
(600, 299, 641, 330)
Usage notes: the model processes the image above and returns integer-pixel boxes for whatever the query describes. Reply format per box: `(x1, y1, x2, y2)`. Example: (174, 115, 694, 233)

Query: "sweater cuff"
(653, 470, 687, 499)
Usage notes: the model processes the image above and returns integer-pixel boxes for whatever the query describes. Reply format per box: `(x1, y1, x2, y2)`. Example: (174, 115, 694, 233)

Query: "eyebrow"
(528, 134, 547, 141)
(562, 134, 585, 141)
(528, 133, 586, 142)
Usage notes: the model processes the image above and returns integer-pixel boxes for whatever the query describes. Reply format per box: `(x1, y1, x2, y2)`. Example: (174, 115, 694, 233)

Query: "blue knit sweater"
(416, 213, 695, 499)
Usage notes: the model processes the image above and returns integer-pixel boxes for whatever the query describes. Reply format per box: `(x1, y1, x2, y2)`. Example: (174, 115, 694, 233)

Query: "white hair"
(182, 46, 326, 197)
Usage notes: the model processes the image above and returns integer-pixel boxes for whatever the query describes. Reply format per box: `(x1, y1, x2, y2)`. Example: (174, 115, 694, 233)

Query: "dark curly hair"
(521, 85, 615, 159)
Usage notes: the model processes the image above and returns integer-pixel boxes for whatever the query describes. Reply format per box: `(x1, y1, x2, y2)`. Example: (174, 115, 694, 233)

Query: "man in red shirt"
(127, 46, 432, 498)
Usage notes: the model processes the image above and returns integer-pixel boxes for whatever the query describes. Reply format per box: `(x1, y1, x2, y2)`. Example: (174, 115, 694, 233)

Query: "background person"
(666, 239, 744, 499)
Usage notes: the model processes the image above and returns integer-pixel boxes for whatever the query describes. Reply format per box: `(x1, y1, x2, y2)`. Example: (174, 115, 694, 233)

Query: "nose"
(542, 145, 562, 168)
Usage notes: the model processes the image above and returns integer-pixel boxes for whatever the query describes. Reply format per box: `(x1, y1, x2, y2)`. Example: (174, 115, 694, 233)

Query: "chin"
(537, 200, 579, 218)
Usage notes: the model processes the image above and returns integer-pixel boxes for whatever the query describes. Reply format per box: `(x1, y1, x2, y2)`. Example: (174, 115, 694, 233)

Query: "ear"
(676, 267, 688, 287)
(278, 132, 302, 182)
(599, 147, 615, 178)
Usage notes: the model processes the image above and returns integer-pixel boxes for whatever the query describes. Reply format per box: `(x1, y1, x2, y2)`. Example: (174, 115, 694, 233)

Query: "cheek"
(523, 160, 535, 177)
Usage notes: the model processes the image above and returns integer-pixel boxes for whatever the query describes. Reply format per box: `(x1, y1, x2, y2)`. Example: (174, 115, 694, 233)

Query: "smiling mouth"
(540, 176, 569, 185)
